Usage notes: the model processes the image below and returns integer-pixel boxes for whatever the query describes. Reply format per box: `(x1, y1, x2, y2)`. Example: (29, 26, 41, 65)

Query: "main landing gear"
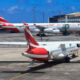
(64, 56, 70, 63)
(37, 32, 46, 37)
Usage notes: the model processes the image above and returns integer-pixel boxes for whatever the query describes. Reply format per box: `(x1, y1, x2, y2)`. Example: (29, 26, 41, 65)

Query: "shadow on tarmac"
(1, 60, 80, 74)
(70, 60, 80, 63)
(1, 61, 62, 74)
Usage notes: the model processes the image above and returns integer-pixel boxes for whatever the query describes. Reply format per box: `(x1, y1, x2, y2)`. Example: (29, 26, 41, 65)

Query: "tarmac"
(0, 32, 80, 80)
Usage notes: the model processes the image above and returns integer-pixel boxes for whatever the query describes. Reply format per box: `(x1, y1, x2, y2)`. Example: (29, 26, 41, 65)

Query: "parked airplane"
(34, 24, 61, 36)
(0, 16, 60, 35)
(0, 22, 80, 67)
(0, 16, 23, 32)
(35, 23, 80, 36)
(1, 16, 80, 36)
(0, 16, 40, 33)
(0, 16, 64, 36)
(21, 22, 80, 66)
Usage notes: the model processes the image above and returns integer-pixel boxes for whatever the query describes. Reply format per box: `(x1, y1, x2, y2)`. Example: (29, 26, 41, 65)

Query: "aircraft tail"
(23, 21, 39, 50)
(0, 16, 8, 23)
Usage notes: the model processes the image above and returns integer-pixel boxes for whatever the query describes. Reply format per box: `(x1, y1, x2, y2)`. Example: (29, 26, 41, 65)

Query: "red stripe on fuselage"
(0, 22, 14, 26)
(2, 27, 20, 32)
(33, 58, 48, 61)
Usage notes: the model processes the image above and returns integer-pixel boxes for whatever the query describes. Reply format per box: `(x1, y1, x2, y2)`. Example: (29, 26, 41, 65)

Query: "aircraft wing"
(0, 41, 80, 46)
(34, 25, 48, 30)
(34, 25, 61, 34)
(0, 42, 27, 45)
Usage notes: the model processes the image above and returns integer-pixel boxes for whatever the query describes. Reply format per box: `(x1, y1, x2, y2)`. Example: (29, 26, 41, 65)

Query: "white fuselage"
(21, 41, 79, 60)
(2, 23, 80, 34)
(39, 41, 78, 60)
(12, 23, 80, 33)
(0, 41, 79, 60)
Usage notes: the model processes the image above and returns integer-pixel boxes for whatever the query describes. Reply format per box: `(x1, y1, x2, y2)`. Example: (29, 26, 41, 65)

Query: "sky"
(0, 0, 80, 23)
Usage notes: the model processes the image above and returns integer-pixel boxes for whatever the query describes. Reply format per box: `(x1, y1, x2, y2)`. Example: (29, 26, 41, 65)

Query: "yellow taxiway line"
(9, 71, 33, 80)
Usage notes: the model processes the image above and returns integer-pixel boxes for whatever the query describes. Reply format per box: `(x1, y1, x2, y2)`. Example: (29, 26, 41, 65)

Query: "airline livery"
(22, 22, 79, 66)
(1, 16, 80, 36)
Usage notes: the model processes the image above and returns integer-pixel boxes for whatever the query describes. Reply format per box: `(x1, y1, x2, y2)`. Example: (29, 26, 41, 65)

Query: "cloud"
(71, 6, 75, 10)
(7, 6, 19, 14)
(71, 6, 76, 12)
(47, 0, 52, 3)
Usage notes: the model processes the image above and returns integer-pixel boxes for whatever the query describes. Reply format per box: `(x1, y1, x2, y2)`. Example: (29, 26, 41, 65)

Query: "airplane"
(0, 16, 23, 32)
(1, 15, 80, 36)
(0, 16, 61, 35)
(21, 22, 80, 66)
(0, 16, 40, 33)
(0, 16, 64, 36)
(34, 23, 80, 36)
(0, 16, 72, 36)
(0, 22, 80, 67)
(34, 24, 61, 36)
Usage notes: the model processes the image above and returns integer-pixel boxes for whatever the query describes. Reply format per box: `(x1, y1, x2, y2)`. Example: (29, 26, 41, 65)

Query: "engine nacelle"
(33, 29, 40, 32)
(52, 29, 61, 34)
(49, 51, 66, 60)
(44, 28, 61, 34)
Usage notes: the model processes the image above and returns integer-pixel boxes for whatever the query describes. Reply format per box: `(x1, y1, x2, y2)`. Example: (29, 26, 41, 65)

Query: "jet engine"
(44, 28, 61, 34)
(62, 24, 70, 36)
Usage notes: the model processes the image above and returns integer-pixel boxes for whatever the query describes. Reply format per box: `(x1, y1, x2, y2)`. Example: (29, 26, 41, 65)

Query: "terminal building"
(49, 12, 80, 23)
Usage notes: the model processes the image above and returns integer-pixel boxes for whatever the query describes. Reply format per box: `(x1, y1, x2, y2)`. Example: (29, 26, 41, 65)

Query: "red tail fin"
(23, 21, 39, 50)
(0, 16, 8, 23)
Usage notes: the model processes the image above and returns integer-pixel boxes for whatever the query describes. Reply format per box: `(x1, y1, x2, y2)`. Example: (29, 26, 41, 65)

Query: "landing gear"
(78, 32, 80, 35)
(72, 54, 76, 58)
(36, 28, 46, 37)
(44, 61, 49, 64)
(10, 31, 16, 33)
(64, 57, 70, 63)
(62, 24, 70, 36)
(62, 31, 70, 36)
(28, 60, 35, 68)
(37, 33, 46, 37)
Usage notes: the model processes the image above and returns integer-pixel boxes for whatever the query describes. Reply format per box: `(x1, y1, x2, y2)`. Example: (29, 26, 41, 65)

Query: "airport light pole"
(42, 11, 45, 23)
(65, 15, 68, 23)
(33, 7, 36, 23)
(59, 9, 61, 16)
(58, 9, 62, 23)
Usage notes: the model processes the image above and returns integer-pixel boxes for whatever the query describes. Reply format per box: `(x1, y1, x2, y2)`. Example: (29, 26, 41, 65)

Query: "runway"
(0, 32, 80, 80)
